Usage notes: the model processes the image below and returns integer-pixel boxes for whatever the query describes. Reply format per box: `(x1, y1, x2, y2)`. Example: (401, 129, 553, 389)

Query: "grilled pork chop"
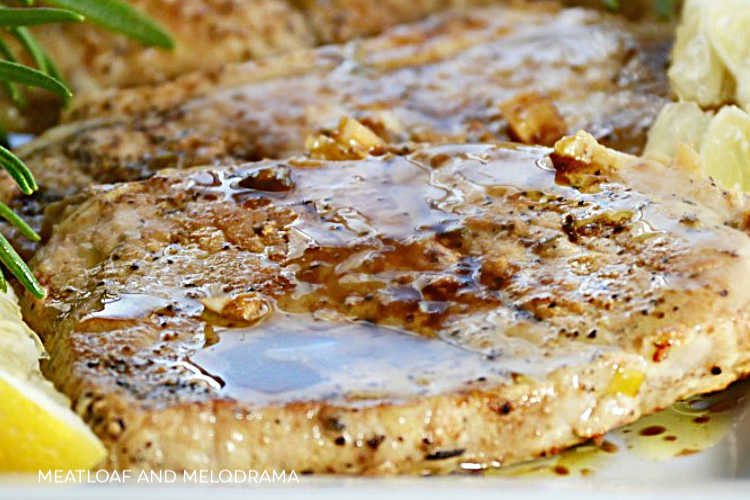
(6, 0, 610, 133)
(5, 0, 316, 133)
(35, 0, 314, 92)
(23, 132, 750, 472)
(298, 0, 668, 44)
(23, 0, 648, 98)
(60, 5, 670, 156)
(5, 5, 670, 257)
(30, 0, 511, 96)
(295, 0, 544, 43)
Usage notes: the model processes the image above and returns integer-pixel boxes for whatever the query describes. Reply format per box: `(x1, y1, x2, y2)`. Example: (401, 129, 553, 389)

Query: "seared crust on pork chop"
(23, 133, 750, 473)
(296, 0, 667, 44)
(294, 0, 519, 43)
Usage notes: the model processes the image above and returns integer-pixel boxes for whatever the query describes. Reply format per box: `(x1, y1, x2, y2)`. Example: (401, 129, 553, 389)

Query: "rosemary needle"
(0, 7, 83, 26)
(44, 0, 174, 48)
(11, 27, 50, 75)
(0, 0, 174, 299)
(0, 60, 70, 98)
(0, 37, 25, 108)
(0, 146, 35, 194)
(0, 200, 39, 242)
(0, 232, 42, 297)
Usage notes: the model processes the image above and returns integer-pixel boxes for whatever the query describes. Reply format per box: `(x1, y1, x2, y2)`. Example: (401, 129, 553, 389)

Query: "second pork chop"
(3, 5, 671, 258)
(16, 5, 670, 196)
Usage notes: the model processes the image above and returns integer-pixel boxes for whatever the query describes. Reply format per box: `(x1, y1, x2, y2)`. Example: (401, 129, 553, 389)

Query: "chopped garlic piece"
(201, 293, 272, 324)
(553, 131, 633, 172)
(337, 116, 386, 150)
(499, 91, 566, 147)
(306, 116, 385, 160)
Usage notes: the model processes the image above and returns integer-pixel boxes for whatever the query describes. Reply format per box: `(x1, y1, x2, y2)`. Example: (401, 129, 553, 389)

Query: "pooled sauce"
(232, 154, 458, 247)
(618, 382, 747, 462)
(487, 381, 750, 478)
(190, 313, 511, 405)
(180, 144, 632, 404)
(639, 425, 666, 437)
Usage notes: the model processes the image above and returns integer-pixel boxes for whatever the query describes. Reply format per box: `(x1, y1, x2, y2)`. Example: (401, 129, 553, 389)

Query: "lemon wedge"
(700, 106, 750, 192)
(0, 288, 105, 472)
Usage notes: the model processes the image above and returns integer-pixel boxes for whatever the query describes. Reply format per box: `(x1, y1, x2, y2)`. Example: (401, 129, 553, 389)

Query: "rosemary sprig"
(0, 37, 25, 108)
(0, 60, 70, 99)
(12, 26, 51, 74)
(0, 7, 82, 26)
(0, 141, 37, 193)
(43, 0, 174, 48)
(0, 1, 174, 299)
(0, 199, 38, 241)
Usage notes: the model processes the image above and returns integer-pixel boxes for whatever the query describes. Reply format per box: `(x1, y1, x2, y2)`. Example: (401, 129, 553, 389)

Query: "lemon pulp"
(0, 288, 105, 472)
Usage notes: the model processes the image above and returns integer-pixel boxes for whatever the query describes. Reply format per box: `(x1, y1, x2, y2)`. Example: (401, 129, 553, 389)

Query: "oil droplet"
(553, 465, 569, 476)
(676, 449, 700, 456)
(599, 440, 618, 453)
(487, 441, 615, 478)
(639, 425, 666, 436)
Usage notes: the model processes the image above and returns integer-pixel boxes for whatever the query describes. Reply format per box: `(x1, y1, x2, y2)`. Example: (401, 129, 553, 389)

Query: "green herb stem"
(0, 60, 70, 98)
(0, 232, 43, 298)
(0, 7, 82, 26)
(43, 0, 174, 48)
(0, 0, 174, 299)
